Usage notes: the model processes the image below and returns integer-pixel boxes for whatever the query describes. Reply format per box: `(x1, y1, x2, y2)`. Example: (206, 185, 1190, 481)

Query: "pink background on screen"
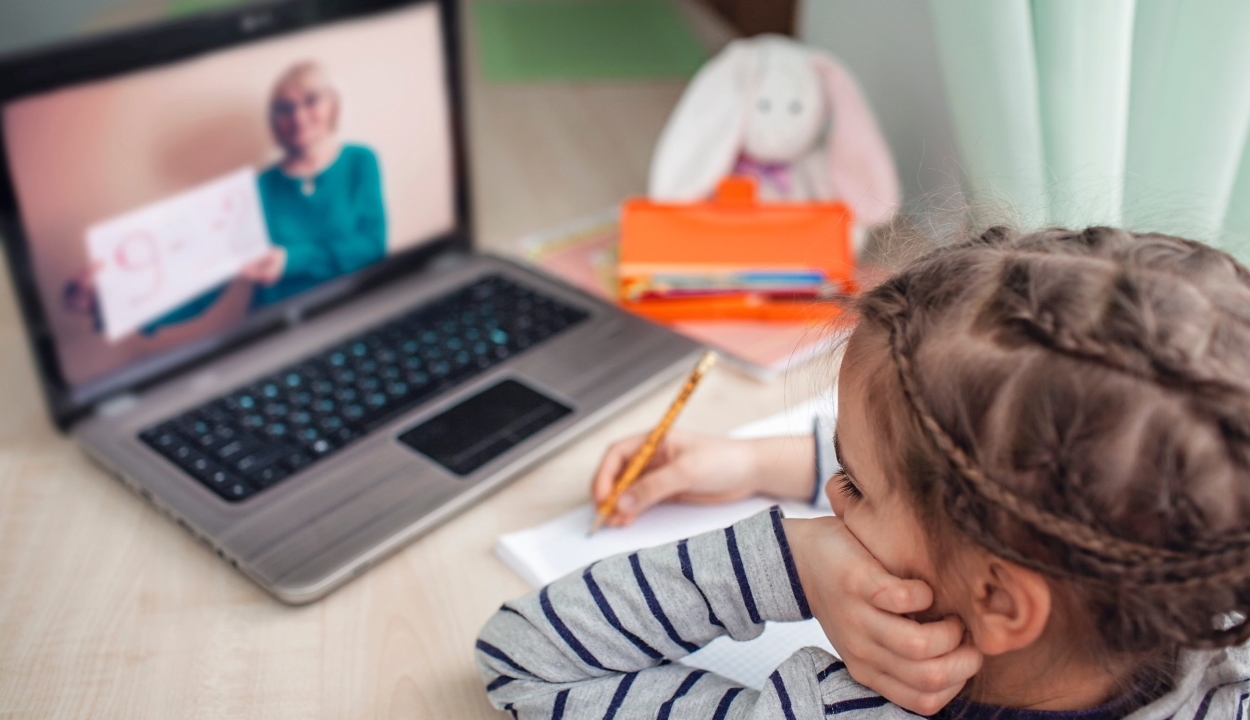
(3, 3, 454, 387)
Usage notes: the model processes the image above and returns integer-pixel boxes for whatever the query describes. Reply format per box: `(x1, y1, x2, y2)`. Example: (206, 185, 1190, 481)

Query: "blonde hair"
(268, 60, 341, 139)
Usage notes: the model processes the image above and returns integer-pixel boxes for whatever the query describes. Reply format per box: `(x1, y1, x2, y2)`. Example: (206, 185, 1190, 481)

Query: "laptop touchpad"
(398, 379, 572, 476)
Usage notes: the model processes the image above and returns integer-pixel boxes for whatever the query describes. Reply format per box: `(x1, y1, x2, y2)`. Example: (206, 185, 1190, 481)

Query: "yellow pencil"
(588, 350, 718, 536)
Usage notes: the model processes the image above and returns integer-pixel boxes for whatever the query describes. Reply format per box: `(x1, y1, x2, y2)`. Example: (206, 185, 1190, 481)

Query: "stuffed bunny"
(649, 35, 900, 227)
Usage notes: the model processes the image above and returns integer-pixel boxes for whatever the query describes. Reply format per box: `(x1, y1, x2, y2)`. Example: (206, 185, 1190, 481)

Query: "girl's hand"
(591, 433, 815, 527)
(784, 516, 983, 716)
(240, 247, 287, 286)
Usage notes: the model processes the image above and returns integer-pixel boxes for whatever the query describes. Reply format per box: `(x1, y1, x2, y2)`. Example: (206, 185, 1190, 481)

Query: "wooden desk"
(0, 5, 828, 717)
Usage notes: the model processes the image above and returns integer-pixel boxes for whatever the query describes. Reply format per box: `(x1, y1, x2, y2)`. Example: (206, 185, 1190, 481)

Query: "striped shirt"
(476, 507, 1250, 719)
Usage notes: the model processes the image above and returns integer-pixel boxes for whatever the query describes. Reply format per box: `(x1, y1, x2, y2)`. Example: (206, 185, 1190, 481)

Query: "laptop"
(0, 0, 699, 604)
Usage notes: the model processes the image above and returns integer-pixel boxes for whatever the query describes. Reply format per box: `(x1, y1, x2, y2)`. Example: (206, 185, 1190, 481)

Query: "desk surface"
(0, 5, 830, 717)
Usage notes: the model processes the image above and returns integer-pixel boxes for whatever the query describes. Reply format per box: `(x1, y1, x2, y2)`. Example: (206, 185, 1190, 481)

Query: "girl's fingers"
(609, 466, 690, 525)
(826, 519, 933, 616)
(864, 610, 966, 661)
(848, 661, 971, 717)
(878, 643, 983, 700)
(591, 436, 645, 503)
(866, 576, 934, 615)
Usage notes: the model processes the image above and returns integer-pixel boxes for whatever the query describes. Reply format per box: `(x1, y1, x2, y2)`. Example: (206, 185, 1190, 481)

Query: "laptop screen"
(1, 2, 455, 404)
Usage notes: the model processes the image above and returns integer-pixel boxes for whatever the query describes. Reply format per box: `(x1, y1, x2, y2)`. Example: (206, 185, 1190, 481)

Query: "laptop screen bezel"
(0, 0, 472, 431)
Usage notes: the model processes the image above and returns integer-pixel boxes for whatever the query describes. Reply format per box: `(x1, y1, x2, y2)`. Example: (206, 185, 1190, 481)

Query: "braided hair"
(855, 226, 1250, 654)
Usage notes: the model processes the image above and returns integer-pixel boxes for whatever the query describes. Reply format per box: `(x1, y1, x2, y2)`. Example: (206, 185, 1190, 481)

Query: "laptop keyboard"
(139, 275, 588, 502)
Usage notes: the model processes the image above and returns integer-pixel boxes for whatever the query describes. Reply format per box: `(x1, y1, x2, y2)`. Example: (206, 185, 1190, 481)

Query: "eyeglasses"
(272, 91, 326, 118)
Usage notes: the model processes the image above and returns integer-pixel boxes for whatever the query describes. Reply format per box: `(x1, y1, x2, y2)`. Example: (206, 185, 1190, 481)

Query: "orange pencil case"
(618, 176, 857, 322)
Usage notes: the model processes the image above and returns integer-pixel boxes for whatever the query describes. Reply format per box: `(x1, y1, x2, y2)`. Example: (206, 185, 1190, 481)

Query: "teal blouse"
(150, 144, 386, 328)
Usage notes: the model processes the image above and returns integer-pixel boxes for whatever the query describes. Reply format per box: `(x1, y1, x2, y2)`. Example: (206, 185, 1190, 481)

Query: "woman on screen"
(65, 60, 388, 331)
(157, 60, 388, 324)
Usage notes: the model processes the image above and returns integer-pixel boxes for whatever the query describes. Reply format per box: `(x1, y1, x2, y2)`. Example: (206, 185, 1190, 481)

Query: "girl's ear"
(648, 41, 755, 201)
(809, 53, 900, 227)
(965, 556, 1052, 656)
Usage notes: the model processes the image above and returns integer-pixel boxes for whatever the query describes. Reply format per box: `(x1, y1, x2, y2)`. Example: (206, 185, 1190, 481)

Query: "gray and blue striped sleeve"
(476, 507, 829, 719)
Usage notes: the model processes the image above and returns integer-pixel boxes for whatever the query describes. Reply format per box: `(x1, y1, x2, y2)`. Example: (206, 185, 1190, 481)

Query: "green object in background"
(1122, 0, 1250, 244)
(1032, 0, 1135, 229)
(474, 0, 706, 83)
(166, 0, 253, 18)
(928, 0, 1047, 228)
(926, 0, 1250, 263)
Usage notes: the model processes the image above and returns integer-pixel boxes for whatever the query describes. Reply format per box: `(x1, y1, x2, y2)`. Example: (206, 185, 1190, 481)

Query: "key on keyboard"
(139, 275, 588, 501)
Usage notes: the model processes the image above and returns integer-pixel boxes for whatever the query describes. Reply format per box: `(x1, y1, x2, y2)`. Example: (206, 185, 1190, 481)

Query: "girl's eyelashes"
(834, 472, 862, 500)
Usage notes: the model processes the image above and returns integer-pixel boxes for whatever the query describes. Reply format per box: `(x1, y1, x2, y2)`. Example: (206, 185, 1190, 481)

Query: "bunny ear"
(810, 53, 900, 226)
(649, 42, 755, 201)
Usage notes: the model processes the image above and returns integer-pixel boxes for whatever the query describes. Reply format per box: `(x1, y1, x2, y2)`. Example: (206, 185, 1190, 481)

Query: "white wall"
(799, 0, 964, 220)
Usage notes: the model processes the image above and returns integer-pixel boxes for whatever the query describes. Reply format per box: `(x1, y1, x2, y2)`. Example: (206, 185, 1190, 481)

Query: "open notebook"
(495, 395, 839, 689)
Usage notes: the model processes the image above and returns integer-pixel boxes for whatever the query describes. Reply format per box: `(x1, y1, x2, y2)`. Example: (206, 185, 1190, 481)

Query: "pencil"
(588, 350, 718, 536)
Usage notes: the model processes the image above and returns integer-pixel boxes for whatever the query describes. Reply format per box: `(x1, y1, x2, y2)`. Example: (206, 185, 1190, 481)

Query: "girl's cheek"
(840, 499, 915, 581)
(878, 505, 938, 583)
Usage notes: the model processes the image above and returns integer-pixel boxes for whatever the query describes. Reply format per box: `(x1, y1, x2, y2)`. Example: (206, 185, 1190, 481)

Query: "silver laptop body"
(0, 0, 699, 603)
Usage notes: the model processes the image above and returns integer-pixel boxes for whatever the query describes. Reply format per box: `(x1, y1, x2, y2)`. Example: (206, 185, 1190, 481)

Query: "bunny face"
(649, 34, 899, 224)
(741, 48, 827, 164)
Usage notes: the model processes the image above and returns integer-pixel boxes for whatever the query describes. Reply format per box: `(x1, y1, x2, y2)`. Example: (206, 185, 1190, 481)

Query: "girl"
(476, 226, 1250, 718)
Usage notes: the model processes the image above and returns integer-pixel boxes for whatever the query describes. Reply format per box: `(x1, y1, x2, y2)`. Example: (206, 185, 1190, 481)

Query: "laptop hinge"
(430, 251, 469, 271)
(95, 392, 140, 418)
(283, 304, 305, 327)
